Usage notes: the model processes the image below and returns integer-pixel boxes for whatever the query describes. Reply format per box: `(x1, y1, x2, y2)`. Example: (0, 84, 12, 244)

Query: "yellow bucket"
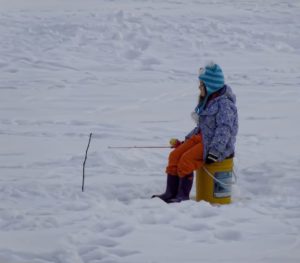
(195, 158, 234, 205)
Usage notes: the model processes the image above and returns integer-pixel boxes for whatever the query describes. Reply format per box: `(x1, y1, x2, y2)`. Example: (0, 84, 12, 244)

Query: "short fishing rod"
(108, 146, 171, 149)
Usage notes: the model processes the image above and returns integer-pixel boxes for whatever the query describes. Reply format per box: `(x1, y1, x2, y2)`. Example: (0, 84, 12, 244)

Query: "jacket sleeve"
(208, 101, 236, 160)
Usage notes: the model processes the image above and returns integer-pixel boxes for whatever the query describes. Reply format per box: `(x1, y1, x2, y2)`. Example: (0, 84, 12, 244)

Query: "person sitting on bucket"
(152, 62, 238, 203)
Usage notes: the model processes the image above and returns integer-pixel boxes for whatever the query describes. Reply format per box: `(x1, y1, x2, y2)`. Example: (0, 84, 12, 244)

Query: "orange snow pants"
(166, 134, 204, 177)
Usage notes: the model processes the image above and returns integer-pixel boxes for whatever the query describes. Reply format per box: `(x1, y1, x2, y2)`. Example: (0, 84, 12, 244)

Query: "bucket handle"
(202, 167, 237, 186)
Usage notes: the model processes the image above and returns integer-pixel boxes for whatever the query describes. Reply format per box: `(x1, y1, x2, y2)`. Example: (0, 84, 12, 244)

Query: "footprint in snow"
(139, 212, 175, 225)
(123, 49, 142, 60)
(80, 247, 108, 262)
(105, 224, 134, 238)
(77, 239, 138, 262)
(87, 238, 119, 248)
(214, 229, 242, 241)
(190, 208, 220, 219)
(0, 86, 17, 90)
(81, 248, 138, 263)
(176, 222, 214, 232)
(107, 248, 139, 258)
(92, 219, 135, 238)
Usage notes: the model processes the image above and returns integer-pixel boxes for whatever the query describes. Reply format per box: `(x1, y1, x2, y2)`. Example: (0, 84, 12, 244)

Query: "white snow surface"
(1, 0, 300, 262)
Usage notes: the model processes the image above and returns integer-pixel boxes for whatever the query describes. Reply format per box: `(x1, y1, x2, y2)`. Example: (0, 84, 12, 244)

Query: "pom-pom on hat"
(198, 62, 224, 95)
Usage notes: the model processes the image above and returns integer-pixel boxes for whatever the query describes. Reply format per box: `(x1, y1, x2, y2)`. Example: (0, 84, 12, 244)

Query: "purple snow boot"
(151, 174, 179, 203)
(169, 173, 194, 203)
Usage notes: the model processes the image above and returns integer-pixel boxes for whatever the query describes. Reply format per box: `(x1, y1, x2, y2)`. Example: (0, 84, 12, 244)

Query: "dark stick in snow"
(82, 133, 92, 192)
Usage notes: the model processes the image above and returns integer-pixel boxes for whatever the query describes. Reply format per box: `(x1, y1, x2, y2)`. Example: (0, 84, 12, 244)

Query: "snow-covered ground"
(1, 0, 300, 262)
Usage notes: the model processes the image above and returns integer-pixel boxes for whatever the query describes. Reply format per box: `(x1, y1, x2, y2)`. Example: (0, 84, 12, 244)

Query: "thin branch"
(82, 133, 92, 192)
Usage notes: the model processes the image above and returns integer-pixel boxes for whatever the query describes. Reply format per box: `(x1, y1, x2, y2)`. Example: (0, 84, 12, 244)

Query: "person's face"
(199, 80, 206, 97)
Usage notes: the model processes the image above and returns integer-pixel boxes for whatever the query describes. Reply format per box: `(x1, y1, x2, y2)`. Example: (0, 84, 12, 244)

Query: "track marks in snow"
(173, 204, 243, 243)
(240, 160, 300, 204)
(138, 209, 176, 225)
(0, 10, 163, 75)
(69, 220, 138, 262)
(1, 1, 300, 262)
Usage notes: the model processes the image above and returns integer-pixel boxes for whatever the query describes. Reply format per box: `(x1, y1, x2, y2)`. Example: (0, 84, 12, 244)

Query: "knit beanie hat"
(195, 62, 225, 114)
(198, 62, 224, 94)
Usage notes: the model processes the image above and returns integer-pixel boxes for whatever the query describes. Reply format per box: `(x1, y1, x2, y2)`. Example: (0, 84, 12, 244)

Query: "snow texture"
(1, 0, 300, 262)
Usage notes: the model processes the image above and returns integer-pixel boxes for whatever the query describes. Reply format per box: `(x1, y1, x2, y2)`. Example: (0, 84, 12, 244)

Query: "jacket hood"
(222, 85, 236, 104)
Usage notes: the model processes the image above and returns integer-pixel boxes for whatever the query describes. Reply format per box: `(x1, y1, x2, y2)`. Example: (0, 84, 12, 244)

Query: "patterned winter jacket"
(186, 85, 238, 161)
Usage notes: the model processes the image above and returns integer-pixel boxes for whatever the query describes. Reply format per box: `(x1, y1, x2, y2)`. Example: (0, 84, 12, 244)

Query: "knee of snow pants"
(166, 134, 204, 177)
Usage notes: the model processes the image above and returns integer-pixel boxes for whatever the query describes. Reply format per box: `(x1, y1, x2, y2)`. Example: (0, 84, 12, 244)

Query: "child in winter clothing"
(152, 62, 238, 203)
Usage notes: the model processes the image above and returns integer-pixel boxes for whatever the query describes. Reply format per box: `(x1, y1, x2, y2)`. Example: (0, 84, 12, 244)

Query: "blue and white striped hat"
(198, 62, 224, 95)
(195, 62, 225, 115)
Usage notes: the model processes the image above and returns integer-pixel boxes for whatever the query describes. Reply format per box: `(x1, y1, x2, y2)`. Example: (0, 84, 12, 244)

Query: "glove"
(205, 153, 218, 164)
(169, 138, 182, 148)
